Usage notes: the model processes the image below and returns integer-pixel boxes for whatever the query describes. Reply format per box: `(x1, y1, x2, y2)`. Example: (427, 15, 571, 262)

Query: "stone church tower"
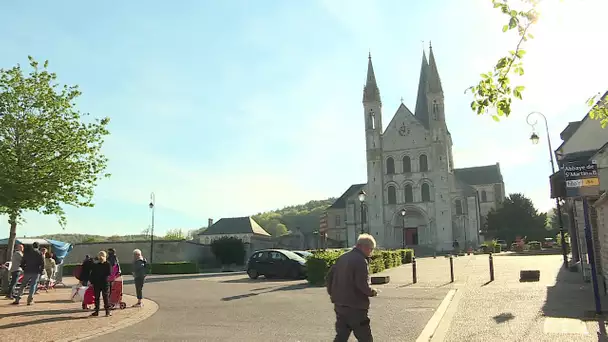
(323, 45, 506, 253)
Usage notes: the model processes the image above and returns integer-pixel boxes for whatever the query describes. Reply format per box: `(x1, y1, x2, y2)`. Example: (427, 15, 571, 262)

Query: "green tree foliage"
(252, 198, 335, 236)
(471, 0, 607, 127)
(0, 56, 110, 264)
(210, 236, 246, 265)
(163, 228, 185, 240)
(484, 193, 549, 242)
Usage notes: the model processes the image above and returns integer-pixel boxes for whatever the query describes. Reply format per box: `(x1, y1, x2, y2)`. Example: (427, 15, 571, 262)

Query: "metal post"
(360, 202, 365, 234)
(449, 255, 454, 283)
(412, 256, 417, 284)
(526, 112, 568, 268)
(582, 198, 602, 314)
(149, 192, 155, 270)
(402, 215, 406, 249)
(489, 253, 495, 281)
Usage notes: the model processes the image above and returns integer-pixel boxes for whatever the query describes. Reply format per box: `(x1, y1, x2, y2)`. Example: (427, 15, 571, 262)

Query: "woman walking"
(89, 251, 112, 317)
(132, 249, 148, 307)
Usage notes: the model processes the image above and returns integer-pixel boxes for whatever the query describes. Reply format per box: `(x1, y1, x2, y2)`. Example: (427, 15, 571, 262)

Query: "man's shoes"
(11, 300, 19, 305)
(90, 311, 99, 317)
(105, 310, 112, 317)
(26, 299, 33, 306)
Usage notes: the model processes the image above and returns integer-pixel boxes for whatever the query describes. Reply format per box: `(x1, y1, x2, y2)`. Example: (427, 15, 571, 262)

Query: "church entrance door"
(404, 227, 419, 246)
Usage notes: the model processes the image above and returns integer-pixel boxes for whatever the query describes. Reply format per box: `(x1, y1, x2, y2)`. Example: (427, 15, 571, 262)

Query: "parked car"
(247, 249, 307, 280)
(542, 238, 556, 249)
(293, 250, 312, 259)
(497, 240, 508, 251)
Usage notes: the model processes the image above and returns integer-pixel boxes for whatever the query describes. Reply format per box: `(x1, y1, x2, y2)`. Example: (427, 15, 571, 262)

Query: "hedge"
(306, 248, 414, 286)
(62, 261, 199, 276)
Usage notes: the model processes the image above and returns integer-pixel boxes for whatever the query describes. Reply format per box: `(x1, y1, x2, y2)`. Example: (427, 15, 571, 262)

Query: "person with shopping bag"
(89, 251, 112, 317)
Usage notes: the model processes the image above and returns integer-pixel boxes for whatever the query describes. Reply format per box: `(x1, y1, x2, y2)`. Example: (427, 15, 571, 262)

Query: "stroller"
(81, 265, 126, 310)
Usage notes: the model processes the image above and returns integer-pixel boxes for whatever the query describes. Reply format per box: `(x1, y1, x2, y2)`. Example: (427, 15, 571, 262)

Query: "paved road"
(91, 269, 450, 341)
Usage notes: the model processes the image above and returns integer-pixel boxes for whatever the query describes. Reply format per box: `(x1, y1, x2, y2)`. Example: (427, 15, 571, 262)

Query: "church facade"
(323, 46, 506, 252)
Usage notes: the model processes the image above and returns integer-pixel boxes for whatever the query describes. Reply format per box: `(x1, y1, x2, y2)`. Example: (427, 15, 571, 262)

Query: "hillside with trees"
(25, 197, 337, 243)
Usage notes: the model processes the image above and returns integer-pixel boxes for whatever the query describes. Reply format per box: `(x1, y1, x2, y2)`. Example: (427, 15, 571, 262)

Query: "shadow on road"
(221, 282, 310, 301)
(0, 308, 84, 319)
(122, 272, 245, 285)
(220, 277, 301, 284)
(0, 315, 88, 329)
(492, 312, 515, 323)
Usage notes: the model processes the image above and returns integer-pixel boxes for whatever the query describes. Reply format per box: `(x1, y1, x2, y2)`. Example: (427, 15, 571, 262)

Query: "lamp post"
(358, 190, 366, 234)
(400, 208, 406, 249)
(526, 111, 568, 269)
(149, 192, 155, 267)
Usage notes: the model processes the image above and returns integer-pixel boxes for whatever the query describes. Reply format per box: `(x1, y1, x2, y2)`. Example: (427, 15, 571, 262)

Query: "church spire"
(427, 42, 443, 94)
(414, 49, 430, 127)
(363, 53, 381, 104)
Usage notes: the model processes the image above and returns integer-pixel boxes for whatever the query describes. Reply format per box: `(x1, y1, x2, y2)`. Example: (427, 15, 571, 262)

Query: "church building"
(323, 45, 506, 252)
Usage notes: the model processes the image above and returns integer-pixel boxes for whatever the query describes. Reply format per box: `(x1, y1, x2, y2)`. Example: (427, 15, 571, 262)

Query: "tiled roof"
(199, 217, 271, 236)
(328, 183, 366, 209)
(454, 164, 503, 186)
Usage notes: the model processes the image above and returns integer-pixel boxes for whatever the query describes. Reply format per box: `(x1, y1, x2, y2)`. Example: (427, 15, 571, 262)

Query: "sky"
(0, 0, 606, 238)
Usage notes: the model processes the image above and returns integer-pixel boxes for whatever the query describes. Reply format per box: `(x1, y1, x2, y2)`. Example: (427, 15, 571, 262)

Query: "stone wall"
(64, 240, 213, 265)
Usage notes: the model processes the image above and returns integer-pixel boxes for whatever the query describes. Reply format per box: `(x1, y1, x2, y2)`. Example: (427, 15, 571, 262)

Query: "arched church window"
(404, 185, 413, 203)
(421, 183, 431, 202)
(402, 156, 411, 173)
(481, 190, 487, 202)
(387, 186, 397, 205)
(433, 100, 439, 120)
(386, 157, 395, 174)
(455, 200, 463, 215)
(419, 154, 429, 172)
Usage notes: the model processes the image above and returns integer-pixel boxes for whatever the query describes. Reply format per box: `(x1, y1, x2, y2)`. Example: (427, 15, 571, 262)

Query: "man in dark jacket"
(12, 242, 45, 305)
(326, 234, 378, 342)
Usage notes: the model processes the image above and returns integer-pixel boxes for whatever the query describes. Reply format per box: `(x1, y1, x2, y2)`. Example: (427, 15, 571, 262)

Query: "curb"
(416, 289, 458, 342)
(55, 294, 159, 342)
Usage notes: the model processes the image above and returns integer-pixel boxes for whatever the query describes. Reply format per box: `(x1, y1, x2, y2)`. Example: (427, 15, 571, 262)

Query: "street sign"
(563, 161, 600, 198)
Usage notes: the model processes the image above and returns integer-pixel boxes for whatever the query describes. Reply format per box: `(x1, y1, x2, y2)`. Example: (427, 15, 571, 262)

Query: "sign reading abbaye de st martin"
(563, 161, 601, 198)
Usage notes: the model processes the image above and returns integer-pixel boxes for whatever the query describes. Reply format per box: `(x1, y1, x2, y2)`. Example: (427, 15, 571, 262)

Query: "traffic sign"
(563, 161, 600, 198)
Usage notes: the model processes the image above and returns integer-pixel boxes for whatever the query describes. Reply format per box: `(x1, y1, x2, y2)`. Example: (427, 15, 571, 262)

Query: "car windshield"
(282, 250, 306, 262)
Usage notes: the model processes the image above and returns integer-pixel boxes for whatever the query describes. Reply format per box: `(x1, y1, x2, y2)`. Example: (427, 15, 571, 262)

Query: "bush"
(369, 254, 385, 273)
(211, 236, 246, 265)
(396, 249, 414, 264)
(62, 261, 198, 276)
(306, 250, 344, 286)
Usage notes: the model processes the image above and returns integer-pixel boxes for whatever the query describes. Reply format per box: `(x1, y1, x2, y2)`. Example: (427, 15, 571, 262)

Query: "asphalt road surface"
(90, 272, 449, 342)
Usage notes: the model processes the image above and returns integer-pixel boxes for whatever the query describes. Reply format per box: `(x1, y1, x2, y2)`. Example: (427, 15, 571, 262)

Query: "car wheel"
(247, 269, 258, 280)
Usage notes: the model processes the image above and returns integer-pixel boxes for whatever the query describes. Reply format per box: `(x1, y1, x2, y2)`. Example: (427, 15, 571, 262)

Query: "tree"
(484, 193, 549, 242)
(0, 56, 110, 275)
(252, 198, 335, 235)
(210, 236, 246, 265)
(469, 0, 607, 127)
(164, 228, 185, 240)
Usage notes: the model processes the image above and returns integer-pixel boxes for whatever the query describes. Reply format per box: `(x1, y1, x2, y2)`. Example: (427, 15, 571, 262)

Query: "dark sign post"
(563, 161, 602, 314)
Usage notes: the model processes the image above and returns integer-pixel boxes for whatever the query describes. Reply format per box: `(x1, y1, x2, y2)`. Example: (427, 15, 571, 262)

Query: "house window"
(386, 157, 395, 174)
(419, 154, 428, 172)
(455, 200, 463, 215)
(421, 183, 431, 202)
(387, 185, 397, 204)
(404, 185, 414, 203)
(402, 156, 411, 173)
(335, 215, 341, 227)
(481, 190, 487, 202)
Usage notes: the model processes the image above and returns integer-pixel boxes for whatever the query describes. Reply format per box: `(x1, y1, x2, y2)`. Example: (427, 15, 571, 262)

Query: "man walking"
(12, 242, 45, 305)
(326, 234, 378, 342)
(5, 244, 23, 299)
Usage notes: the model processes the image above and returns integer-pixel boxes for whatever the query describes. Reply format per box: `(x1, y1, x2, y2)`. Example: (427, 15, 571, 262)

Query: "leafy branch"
(586, 92, 608, 128)
(466, 0, 538, 122)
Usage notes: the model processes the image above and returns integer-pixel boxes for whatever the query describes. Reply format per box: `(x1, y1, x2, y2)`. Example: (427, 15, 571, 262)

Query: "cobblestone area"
(1, 284, 157, 342)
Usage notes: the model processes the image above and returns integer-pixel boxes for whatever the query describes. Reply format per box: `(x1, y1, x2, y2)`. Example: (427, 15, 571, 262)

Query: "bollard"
(412, 256, 417, 284)
(449, 255, 454, 283)
(489, 253, 495, 282)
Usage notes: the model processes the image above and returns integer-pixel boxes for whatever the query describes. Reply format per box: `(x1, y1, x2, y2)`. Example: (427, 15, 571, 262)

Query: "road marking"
(416, 289, 457, 342)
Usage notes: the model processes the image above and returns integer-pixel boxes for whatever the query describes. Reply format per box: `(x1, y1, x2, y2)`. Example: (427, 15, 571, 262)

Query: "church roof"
(199, 217, 271, 236)
(328, 183, 366, 209)
(454, 164, 503, 186)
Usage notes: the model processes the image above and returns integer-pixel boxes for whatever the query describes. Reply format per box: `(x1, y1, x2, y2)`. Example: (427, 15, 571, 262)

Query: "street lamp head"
(149, 202, 154, 209)
(358, 190, 366, 202)
(400, 208, 406, 217)
(530, 132, 540, 145)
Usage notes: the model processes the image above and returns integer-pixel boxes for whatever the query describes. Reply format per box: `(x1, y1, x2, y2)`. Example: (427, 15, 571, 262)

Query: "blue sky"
(0, 0, 606, 238)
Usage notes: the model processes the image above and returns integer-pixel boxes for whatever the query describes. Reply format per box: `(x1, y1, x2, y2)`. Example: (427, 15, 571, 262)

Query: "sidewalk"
(376, 255, 608, 341)
(1, 281, 157, 342)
